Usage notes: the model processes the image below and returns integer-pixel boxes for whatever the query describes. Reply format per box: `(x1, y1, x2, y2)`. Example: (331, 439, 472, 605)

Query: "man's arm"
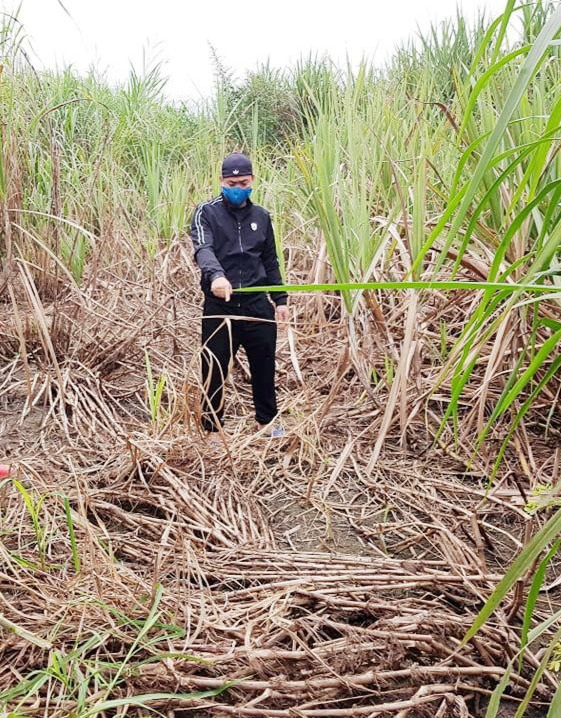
(190, 204, 232, 301)
(262, 214, 288, 306)
(190, 203, 225, 282)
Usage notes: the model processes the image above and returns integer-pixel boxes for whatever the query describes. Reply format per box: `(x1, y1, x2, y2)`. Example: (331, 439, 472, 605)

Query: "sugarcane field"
(2, 1, 561, 716)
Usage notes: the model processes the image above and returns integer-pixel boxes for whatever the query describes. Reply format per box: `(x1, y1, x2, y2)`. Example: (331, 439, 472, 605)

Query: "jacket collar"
(221, 192, 253, 218)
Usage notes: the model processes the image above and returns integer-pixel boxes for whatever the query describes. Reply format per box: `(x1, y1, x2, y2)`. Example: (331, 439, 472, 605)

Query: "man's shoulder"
(195, 195, 224, 215)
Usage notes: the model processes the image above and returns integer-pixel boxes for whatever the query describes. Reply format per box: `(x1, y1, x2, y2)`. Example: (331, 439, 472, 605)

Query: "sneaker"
(203, 431, 224, 453)
(256, 423, 285, 439)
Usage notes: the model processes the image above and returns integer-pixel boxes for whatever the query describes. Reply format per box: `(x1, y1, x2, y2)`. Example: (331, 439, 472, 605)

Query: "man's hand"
(276, 304, 290, 325)
(211, 276, 233, 302)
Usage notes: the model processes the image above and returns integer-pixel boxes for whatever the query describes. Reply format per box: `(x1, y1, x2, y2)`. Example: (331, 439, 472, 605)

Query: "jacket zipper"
(237, 220, 243, 291)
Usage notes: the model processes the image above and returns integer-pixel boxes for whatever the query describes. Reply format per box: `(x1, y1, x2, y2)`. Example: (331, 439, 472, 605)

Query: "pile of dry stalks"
(1, 238, 560, 717)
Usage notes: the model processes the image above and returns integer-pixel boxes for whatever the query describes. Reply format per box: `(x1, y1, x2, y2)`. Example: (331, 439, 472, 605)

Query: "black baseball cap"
(221, 152, 253, 178)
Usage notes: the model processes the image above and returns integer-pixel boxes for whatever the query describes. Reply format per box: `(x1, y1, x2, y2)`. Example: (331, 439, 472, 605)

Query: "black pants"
(201, 294, 278, 431)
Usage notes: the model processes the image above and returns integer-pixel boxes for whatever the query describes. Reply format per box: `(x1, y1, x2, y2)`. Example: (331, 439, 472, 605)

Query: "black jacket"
(190, 194, 288, 306)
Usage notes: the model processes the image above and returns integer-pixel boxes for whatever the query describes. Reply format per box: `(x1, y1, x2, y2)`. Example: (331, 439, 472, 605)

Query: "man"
(190, 152, 289, 436)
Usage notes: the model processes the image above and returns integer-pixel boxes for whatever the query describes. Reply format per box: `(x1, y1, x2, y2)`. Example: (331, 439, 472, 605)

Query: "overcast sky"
(5, 0, 509, 102)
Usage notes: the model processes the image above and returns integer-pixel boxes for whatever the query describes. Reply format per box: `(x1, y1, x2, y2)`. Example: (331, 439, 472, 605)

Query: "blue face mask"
(222, 185, 252, 207)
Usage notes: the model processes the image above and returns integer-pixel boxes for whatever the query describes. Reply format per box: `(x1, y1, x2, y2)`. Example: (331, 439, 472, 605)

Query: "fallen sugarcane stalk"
(0, 613, 52, 650)
(137, 664, 535, 693)
(25, 688, 457, 718)
(168, 685, 457, 716)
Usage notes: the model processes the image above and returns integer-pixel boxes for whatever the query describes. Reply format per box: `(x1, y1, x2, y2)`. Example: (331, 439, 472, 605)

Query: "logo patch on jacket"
(251, 222, 258, 231)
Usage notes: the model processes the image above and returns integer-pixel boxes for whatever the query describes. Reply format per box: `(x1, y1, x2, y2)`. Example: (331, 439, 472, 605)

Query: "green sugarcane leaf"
(547, 680, 561, 718)
(489, 355, 561, 483)
(485, 659, 515, 718)
(515, 624, 561, 717)
(464, 508, 561, 643)
(486, 327, 561, 423)
(528, 93, 561, 199)
(468, 9, 511, 76)
(235, 281, 561, 294)
(437, 5, 561, 268)
(540, 317, 561, 331)
(520, 540, 561, 670)
(529, 608, 561, 644)
(458, 45, 531, 141)
(490, 0, 517, 63)
(81, 685, 234, 717)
